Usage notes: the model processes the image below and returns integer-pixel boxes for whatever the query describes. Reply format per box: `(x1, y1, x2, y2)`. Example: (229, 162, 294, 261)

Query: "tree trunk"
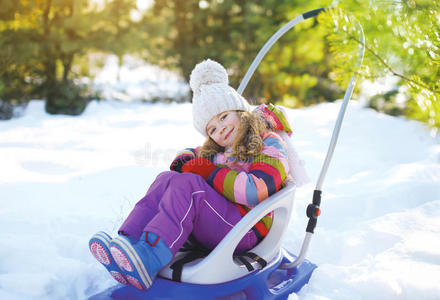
(42, 0, 57, 90)
(117, 55, 123, 82)
(62, 53, 74, 83)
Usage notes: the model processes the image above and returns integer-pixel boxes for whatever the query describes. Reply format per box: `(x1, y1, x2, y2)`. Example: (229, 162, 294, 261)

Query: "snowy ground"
(1, 57, 439, 299)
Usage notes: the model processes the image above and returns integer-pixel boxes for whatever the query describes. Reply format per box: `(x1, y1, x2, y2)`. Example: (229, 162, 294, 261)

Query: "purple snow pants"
(118, 171, 259, 256)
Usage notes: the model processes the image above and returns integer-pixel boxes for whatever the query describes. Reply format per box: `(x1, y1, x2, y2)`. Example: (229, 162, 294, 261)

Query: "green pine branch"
(343, 29, 440, 94)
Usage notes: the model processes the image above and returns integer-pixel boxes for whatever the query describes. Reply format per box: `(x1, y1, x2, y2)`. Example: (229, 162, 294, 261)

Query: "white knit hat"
(190, 59, 251, 137)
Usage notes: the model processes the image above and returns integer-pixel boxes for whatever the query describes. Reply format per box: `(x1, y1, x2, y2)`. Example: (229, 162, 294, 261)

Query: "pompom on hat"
(190, 59, 251, 137)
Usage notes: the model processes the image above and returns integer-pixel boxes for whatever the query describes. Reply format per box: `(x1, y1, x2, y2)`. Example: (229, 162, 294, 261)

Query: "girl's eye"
(221, 113, 228, 120)
(210, 128, 216, 135)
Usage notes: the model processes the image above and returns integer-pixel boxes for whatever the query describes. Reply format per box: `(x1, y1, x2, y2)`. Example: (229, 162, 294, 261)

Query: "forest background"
(0, 0, 438, 134)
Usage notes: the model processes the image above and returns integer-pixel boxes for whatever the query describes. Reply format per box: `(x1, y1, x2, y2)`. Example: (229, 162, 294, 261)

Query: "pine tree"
(0, 0, 142, 116)
(319, 0, 439, 132)
(0, 0, 37, 111)
(139, 0, 339, 106)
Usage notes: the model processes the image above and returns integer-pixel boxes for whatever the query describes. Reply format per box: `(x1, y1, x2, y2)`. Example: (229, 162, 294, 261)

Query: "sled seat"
(158, 182, 297, 284)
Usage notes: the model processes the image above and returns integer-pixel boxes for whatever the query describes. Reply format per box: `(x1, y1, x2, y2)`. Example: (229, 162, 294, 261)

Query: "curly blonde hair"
(198, 110, 268, 162)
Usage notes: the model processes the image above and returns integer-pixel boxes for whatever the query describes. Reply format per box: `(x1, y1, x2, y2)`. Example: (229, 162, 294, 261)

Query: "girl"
(89, 59, 308, 291)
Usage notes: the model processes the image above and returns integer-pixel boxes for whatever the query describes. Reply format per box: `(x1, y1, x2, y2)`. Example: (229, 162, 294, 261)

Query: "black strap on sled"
(170, 250, 210, 282)
(170, 236, 211, 282)
(235, 252, 267, 272)
(170, 236, 267, 282)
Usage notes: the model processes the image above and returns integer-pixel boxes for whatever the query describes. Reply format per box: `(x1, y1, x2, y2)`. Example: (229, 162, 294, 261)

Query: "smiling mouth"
(225, 128, 234, 140)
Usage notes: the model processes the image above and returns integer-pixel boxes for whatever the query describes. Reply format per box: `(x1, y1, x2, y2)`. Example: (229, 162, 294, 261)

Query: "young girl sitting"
(89, 59, 308, 291)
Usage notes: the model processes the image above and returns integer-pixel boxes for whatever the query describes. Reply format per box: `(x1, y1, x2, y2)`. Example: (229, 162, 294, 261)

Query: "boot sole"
(89, 231, 128, 285)
(110, 237, 153, 291)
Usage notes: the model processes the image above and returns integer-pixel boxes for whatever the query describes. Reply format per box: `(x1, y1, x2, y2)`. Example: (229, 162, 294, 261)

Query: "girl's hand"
(181, 157, 217, 180)
(170, 148, 197, 172)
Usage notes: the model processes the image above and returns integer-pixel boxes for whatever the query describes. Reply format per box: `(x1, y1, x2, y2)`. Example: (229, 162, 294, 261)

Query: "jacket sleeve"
(206, 132, 289, 208)
(170, 147, 199, 172)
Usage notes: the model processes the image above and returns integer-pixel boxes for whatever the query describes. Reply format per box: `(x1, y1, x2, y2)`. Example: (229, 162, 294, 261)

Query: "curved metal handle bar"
(236, 8, 365, 269)
(314, 20, 365, 192)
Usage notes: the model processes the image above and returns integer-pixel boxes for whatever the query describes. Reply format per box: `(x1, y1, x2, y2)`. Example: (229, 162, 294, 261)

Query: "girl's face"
(206, 111, 241, 148)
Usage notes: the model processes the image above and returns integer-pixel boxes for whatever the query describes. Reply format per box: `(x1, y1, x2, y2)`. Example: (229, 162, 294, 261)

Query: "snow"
(1, 63, 439, 299)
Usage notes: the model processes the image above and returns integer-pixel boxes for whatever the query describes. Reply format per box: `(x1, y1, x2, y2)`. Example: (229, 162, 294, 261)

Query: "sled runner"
(88, 7, 365, 300)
